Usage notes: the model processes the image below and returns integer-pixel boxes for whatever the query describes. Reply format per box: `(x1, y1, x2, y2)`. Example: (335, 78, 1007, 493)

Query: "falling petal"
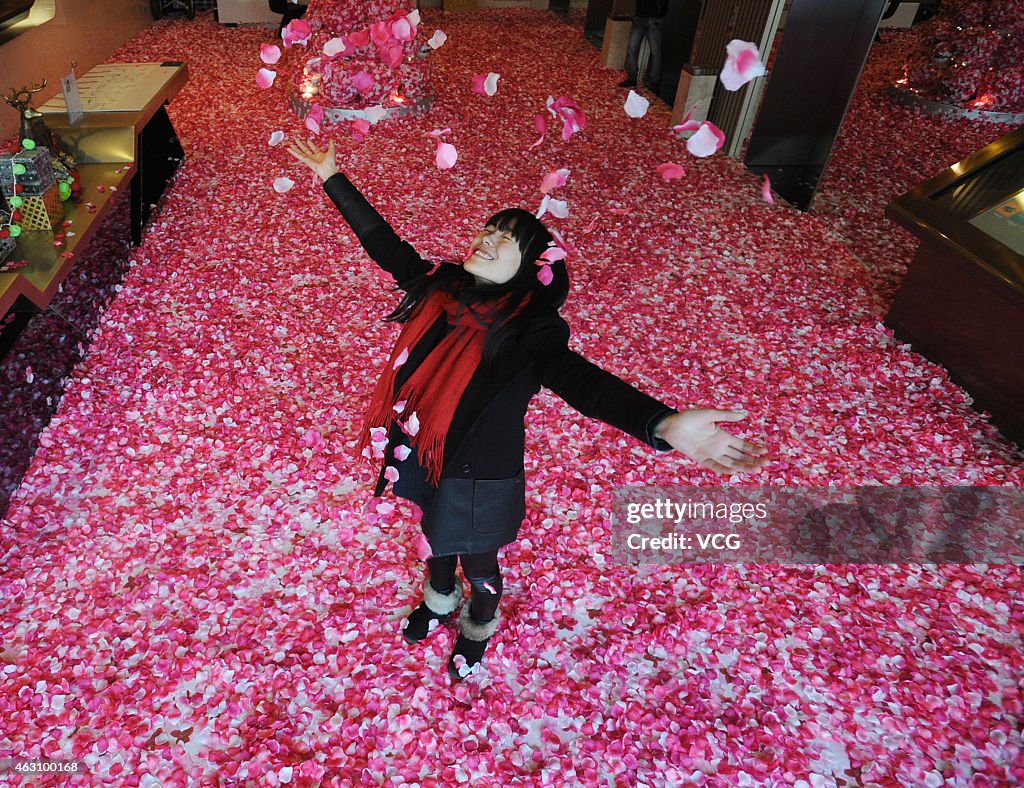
(394, 445, 411, 461)
(762, 173, 775, 204)
(436, 141, 458, 170)
(427, 128, 451, 138)
(260, 43, 281, 65)
(394, 399, 407, 414)
(352, 71, 375, 93)
(671, 104, 702, 134)
(323, 37, 347, 58)
(393, 347, 409, 370)
(720, 39, 766, 91)
(536, 194, 551, 219)
(484, 72, 500, 96)
(547, 198, 569, 218)
(384, 467, 400, 483)
(537, 265, 554, 286)
(404, 412, 420, 436)
(268, 130, 285, 146)
(406, 10, 421, 27)
(583, 215, 599, 233)
(273, 177, 294, 193)
(256, 69, 277, 89)
(413, 533, 432, 561)
(282, 18, 312, 48)
(686, 122, 726, 157)
(540, 245, 567, 262)
(540, 168, 570, 194)
(656, 162, 687, 180)
(483, 581, 497, 594)
(624, 90, 650, 118)
(305, 105, 324, 135)
(428, 30, 447, 50)
(370, 427, 388, 443)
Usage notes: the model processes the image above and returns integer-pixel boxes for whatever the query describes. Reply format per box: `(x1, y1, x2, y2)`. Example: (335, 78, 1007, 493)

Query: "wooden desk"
(885, 128, 1024, 447)
(0, 63, 188, 317)
(0, 163, 135, 315)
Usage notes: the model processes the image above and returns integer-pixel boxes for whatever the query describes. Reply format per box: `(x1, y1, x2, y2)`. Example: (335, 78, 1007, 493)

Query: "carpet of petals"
(1, 9, 1022, 787)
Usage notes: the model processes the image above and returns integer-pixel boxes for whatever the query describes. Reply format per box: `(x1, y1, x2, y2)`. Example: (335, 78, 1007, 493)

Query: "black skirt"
(388, 440, 526, 558)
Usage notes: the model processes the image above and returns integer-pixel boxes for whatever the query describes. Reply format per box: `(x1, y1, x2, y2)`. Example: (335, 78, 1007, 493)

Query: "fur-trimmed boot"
(447, 606, 499, 680)
(402, 576, 464, 644)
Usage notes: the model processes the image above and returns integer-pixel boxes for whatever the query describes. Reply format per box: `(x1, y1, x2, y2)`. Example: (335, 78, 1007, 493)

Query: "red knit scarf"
(360, 289, 512, 486)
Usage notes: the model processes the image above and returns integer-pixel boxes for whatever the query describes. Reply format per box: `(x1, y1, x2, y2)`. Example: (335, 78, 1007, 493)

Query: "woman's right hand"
(287, 138, 340, 182)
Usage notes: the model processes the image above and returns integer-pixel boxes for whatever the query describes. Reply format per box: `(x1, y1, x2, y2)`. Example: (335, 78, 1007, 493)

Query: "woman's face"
(463, 225, 523, 285)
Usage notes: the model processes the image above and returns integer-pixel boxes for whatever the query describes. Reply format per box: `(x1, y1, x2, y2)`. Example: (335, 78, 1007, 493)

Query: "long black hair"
(386, 208, 570, 364)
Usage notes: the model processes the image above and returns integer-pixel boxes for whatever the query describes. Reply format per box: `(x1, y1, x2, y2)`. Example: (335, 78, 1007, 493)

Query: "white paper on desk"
(61, 72, 84, 126)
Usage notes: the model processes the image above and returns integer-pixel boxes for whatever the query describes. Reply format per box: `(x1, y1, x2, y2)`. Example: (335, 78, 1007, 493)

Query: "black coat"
(324, 174, 676, 556)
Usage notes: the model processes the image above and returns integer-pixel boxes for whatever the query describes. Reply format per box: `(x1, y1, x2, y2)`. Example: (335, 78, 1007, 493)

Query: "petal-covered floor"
(1, 9, 1022, 786)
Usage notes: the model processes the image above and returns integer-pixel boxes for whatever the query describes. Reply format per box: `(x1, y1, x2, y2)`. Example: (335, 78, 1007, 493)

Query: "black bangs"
(485, 208, 551, 267)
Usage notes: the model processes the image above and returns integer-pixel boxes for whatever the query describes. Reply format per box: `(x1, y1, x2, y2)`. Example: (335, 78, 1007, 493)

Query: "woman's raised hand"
(655, 409, 768, 476)
(287, 138, 340, 182)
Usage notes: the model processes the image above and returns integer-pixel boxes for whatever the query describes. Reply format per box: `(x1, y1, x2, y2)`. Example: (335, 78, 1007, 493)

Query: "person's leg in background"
(619, 17, 650, 88)
(645, 18, 664, 92)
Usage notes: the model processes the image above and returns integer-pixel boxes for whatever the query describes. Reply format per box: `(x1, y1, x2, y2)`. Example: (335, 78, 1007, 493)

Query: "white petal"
(273, 177, 295, 193)
(624, 90, 650, 118)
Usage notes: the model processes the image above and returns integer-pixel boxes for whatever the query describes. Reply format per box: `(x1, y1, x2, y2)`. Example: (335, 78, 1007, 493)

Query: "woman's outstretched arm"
(288, 139, 432, 288)
(526, 316, 767, 476)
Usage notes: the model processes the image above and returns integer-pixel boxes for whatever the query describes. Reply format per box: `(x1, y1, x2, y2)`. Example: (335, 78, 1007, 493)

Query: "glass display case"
(886, 127, 1024, 447)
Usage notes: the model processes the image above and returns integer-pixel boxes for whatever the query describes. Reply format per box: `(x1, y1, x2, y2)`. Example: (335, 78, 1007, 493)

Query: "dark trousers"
(427, 550, 502, 624)
(624, 16, 664, 86)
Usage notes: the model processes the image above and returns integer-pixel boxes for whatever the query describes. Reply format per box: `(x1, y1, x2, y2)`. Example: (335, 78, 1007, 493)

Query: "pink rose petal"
(540, 168, 570, 194)
(256, 68, 277, 89)
(304, 105, 324, 135)
(428, 30, 447, 49)
(720, 39, 766, 91)
(436, 141, 458, 170)
(268, 130, 285, 146)
(537, 265, 554, 286)
(394, 445, 411, 461)
(624, 90, 650, 118)
(685, 122, 726, 157)
(762, 173, 775, 204)
(260, 43, 281, 65)
(656, 162, 687, 180)
(282, 18, 312, 47)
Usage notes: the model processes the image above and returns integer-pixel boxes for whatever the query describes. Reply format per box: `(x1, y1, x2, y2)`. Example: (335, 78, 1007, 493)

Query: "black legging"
(427, 550, 502, 624)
